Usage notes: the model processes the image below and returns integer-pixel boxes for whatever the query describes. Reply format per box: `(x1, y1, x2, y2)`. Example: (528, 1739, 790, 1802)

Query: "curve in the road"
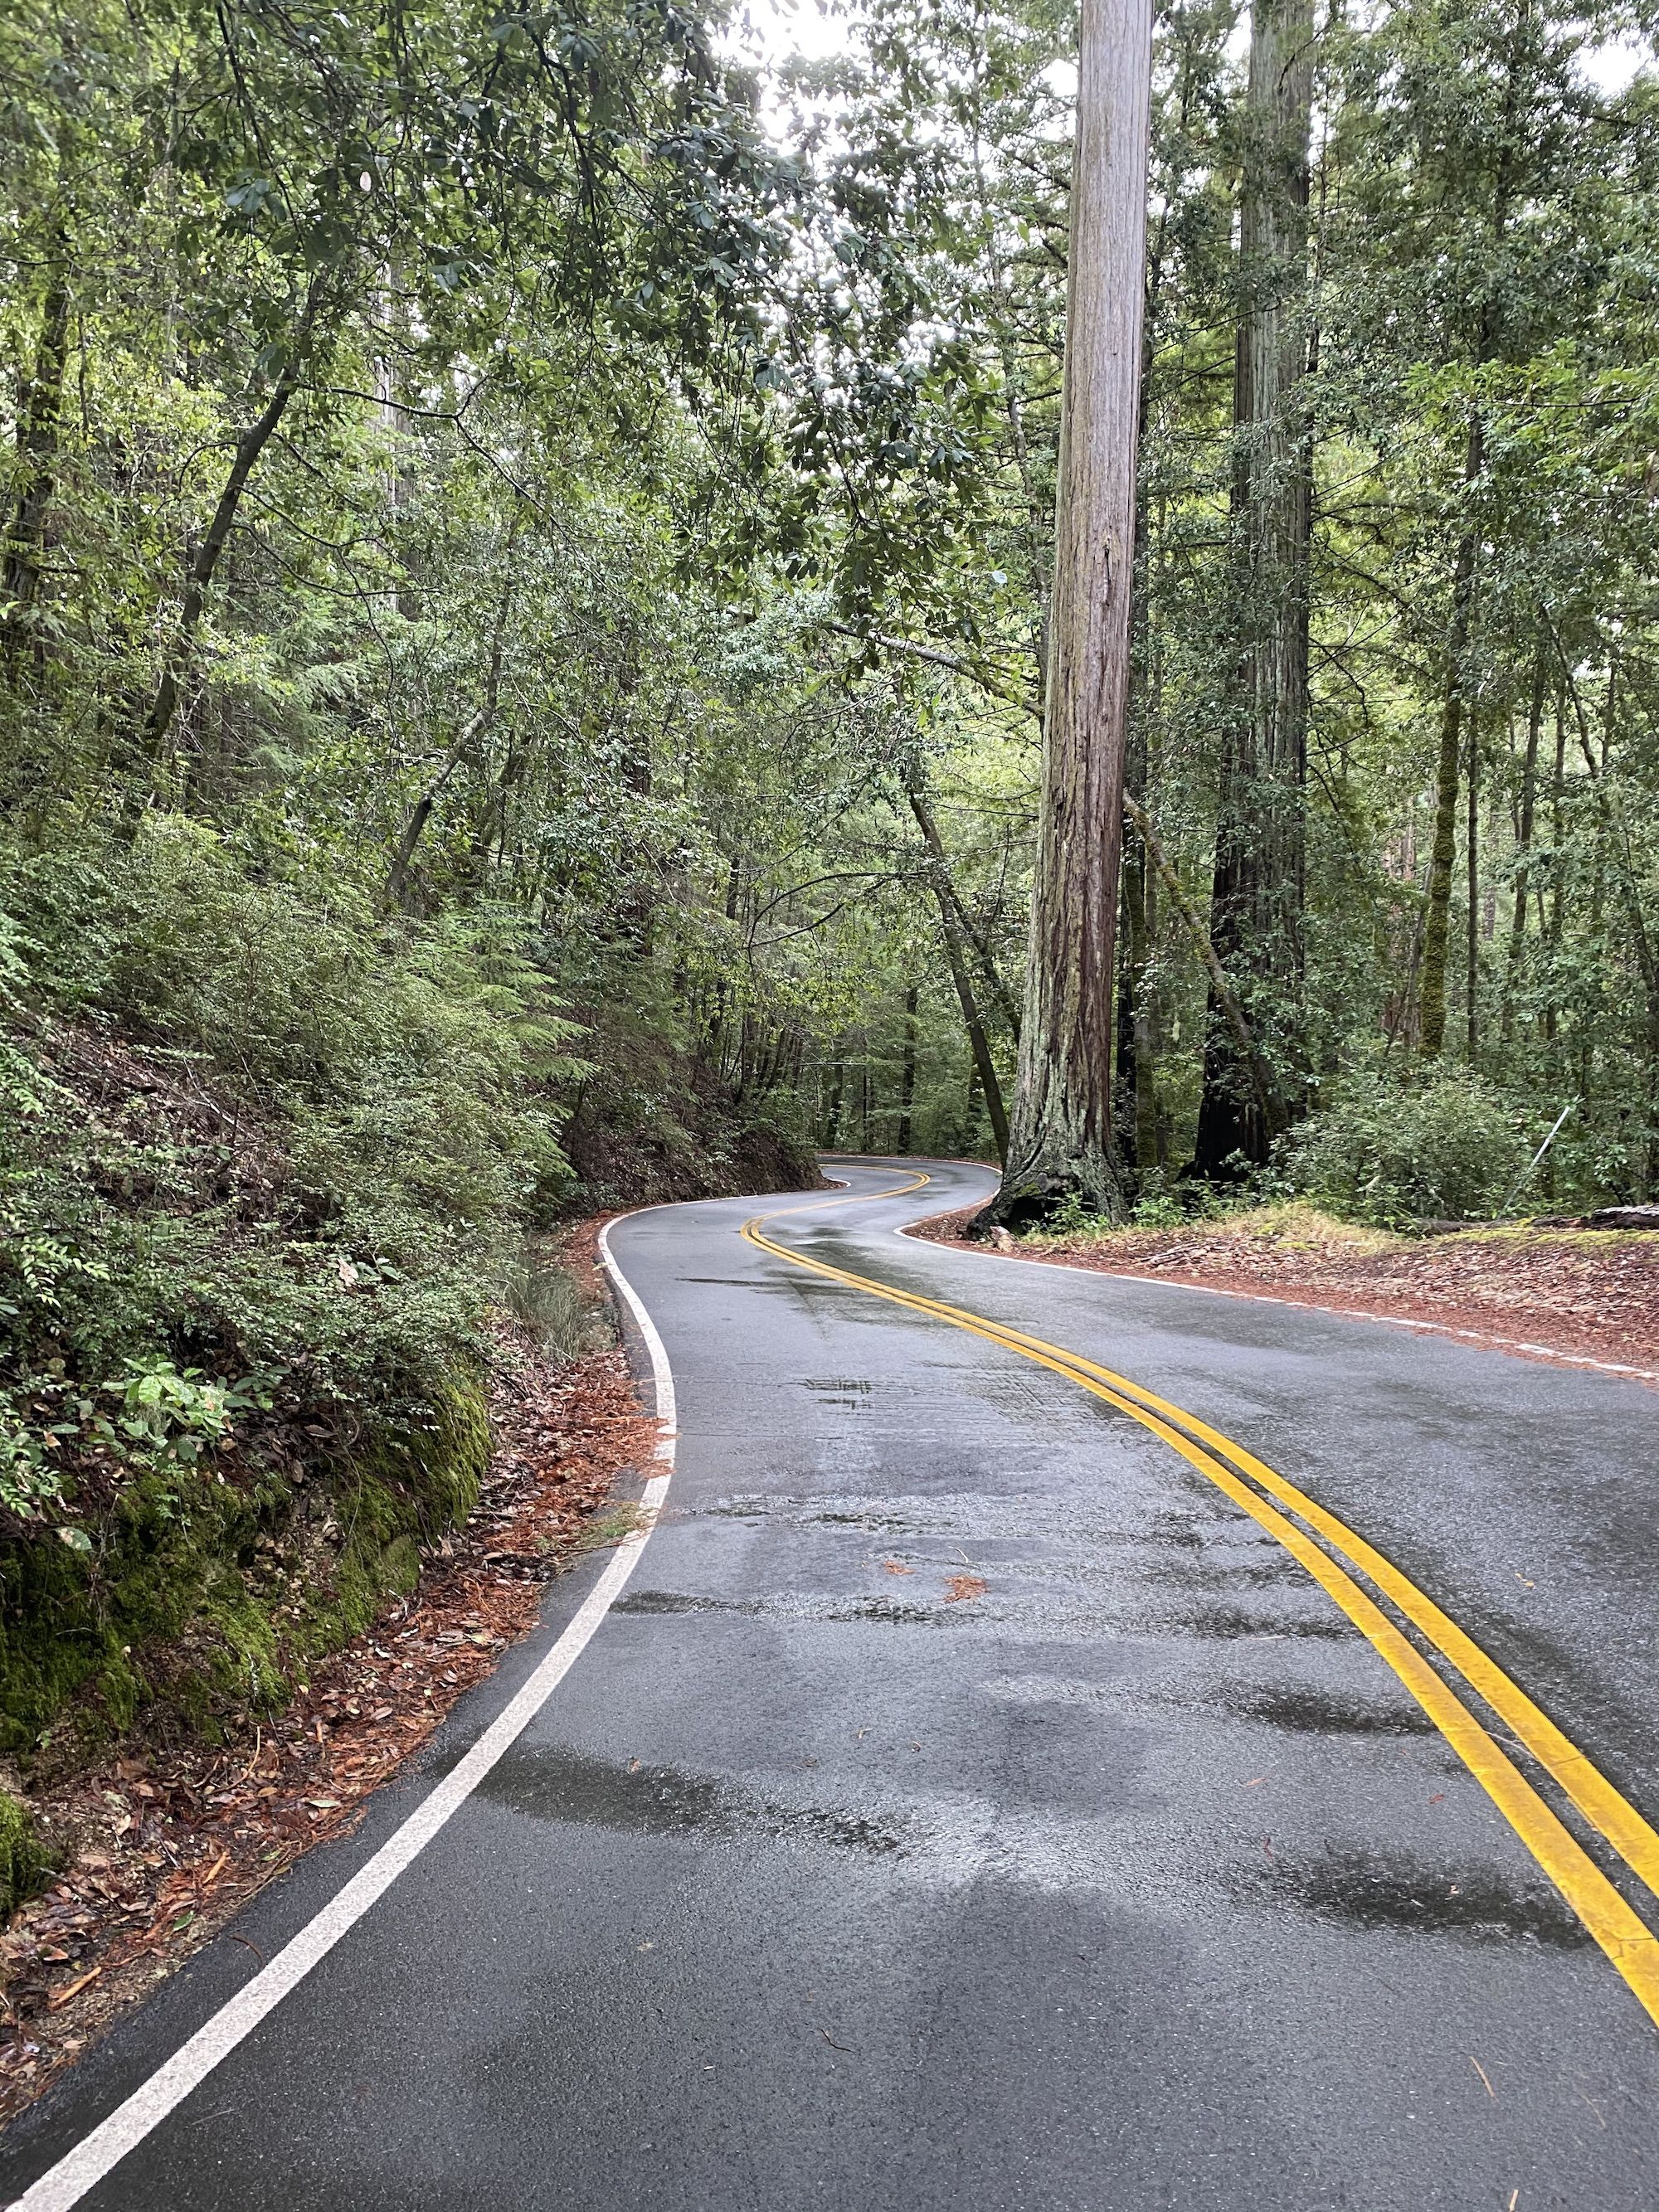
(745, 1179, 1659, 2030)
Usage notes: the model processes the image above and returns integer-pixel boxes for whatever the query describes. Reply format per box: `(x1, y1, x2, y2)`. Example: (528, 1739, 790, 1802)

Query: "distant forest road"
(5, 1159, 1659, 2210)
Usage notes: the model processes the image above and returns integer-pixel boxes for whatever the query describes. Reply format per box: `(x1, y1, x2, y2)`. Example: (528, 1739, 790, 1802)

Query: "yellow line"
(740, 1196, 1659, 2030)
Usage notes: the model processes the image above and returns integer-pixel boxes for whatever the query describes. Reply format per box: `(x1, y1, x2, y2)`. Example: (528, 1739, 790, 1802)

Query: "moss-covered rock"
(0, 1788, 54, 1917)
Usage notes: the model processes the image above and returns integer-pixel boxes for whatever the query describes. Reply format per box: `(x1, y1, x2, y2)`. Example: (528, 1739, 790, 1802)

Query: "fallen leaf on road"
(944, 1574, 987, 1602)
(881, 1558, 913, 1577)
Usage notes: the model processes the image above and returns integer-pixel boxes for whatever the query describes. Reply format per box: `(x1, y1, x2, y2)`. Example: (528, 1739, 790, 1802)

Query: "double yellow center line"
(742, 1174, 1659, 2030)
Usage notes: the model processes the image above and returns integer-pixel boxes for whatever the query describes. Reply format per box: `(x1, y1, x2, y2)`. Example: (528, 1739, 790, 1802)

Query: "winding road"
(4, 1158, 1659, 2210)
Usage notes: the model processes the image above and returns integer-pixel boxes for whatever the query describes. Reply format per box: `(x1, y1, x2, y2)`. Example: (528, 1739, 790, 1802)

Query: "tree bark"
(904, 774, 1020, 1039)
(1126, 794, 1275, 1135)
(2, 267, 72, 686)
(934, 886, 1010, 1166)
(1477, 703, 1486, 1057)
(898, 985, 918, 1154)
(1542, 682, 1565, 1044)
(1125, 852, 1160, 1172)
(1418, 420, 1482, 1059)
(1191, 0, 1314, 1174)
(1500, 646, 1545, 1042)
(983, 0, 1153, 1228)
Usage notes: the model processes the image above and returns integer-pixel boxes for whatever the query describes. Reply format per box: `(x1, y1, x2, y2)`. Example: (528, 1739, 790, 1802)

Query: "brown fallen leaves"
(911, 1208, 1659, 1380)
(0, 1271, 654, 2127)
(944, 1574, 988, 1604)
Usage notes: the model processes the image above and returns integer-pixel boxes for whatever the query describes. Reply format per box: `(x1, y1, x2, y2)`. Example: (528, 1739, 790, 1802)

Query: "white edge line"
(893, 1199, 1659, 1388)
(11, 1211, 679, 2212)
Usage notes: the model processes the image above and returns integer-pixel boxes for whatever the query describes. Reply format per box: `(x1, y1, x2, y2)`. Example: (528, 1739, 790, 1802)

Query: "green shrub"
(1278, 1070, 1530, 1226)
(0, 816, 586, 1754)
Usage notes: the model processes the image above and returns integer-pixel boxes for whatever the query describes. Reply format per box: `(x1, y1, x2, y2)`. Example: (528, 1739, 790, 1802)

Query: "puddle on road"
(799, 1377, 874, 1412)
(1141, 1554, 1306, 1594)
(1224, 1682, 1439, 1738)
(985, 1670, 1444, 1749)
(614, 1588, 966, 1627)
(613, 1583, 1359, 1647)
(688, 1497, 937, 1535)
(1252, 1847, 1592, 1950)
(1165, 1604, 1353, 1643)
(478, 1745, 913, 1859)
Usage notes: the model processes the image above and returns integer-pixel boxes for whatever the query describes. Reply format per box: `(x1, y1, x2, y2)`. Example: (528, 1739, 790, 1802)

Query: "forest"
(0, 0, 1656, 1895)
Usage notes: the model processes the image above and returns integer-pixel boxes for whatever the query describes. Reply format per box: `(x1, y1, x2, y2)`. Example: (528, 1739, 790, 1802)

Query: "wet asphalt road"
(4, 1156, 1659, 2210)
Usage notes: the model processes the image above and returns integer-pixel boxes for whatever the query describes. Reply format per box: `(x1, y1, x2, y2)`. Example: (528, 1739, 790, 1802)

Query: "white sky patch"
(718, 0, 857, 148)
(1579, 32, 1652, 93)
(722, 0, 853, 70)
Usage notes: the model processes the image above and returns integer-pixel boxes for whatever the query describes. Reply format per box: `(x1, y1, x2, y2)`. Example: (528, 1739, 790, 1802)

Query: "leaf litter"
(912, 1209, 1659, 1381)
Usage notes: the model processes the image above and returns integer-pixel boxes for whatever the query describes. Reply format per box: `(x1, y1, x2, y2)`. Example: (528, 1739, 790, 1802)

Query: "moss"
(0, 1787, 55, 1917)
(0, 1364, 493, 1762)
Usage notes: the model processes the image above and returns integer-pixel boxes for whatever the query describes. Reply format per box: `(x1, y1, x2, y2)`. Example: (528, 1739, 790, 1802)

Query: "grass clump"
(496, 1246, 605, 1362)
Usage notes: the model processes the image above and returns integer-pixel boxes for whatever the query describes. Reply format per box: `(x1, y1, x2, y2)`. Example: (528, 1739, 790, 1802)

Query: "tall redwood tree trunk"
(1191, 0, 1314, 1175)
(982, 0, 1154, 1228)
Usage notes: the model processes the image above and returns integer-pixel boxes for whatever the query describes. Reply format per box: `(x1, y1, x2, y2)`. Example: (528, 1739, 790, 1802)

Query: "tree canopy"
(1, 0, 1657, 1757)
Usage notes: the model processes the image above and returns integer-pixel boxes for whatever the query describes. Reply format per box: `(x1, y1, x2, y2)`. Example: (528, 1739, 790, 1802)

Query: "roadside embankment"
(0, 1223, 649, 2126)
(911, 1202, 1659, 1380)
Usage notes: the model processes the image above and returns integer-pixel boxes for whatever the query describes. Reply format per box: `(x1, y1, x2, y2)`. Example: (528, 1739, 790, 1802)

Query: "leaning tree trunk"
(980, 0, 1154, 1229)
(1191, 0, 1314, 1176)
(140, 366, 301, 771)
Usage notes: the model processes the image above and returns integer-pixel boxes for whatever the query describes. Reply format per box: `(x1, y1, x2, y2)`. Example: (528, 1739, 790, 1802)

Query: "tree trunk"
(1419, 426, 1485, 1058)
(389, 567, 518, 910)
(1477, 703, 1486, 1057)
(1191, 0, 1314, 1175)
(983, 0, 1153, 1228)
(1126, 854, 1160, 1174)
(905, 776, 1021, 1040)
(2, 267, 71, 686)
(934, 888, 1010, 1166)
(1126, 794, 1275, 1134)
(141, 363, 303, 767)
(898, 986, 918, 1154)
(1500, 647, 1545, 1042)
(1541, 683, 1565, 1046)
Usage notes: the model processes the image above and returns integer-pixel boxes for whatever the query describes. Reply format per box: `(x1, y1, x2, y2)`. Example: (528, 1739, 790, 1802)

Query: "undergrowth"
(0, 817, 591, 1887)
